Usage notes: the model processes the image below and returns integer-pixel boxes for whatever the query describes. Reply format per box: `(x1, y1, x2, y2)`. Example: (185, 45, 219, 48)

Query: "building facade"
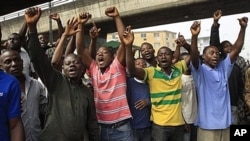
(107, 30, 177, 57)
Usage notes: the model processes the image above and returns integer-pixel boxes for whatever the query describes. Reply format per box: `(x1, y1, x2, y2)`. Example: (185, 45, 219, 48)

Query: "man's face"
(222, 42, 233, 54)
(202, 46, 220, 68)
(140, 43, 155, 61)
(135, 58, 146, 69)
(0, 50, 23, 76)
(38, 34, 49, 48)
(156, 47, 173, 69)
(95, 47, 114, 71)
(7, 33, 21, 51)
(62, 54, 83, 79)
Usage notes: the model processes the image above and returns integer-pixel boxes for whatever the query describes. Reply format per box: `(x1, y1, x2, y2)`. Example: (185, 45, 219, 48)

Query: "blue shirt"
(127, 77, 151, 129)
(191, 54, 233, 129)
(0, 70, 22, 141)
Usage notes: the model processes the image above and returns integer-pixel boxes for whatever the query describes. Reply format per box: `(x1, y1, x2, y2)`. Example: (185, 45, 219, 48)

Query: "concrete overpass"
(1, 0, 249, 40)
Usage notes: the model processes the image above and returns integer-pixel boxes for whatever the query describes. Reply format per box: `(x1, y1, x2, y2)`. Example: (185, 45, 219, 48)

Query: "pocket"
(116, 122, 131, 132)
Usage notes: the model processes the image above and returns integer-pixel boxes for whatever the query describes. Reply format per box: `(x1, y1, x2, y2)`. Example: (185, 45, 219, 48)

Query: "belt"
(100, 119, 130, 128)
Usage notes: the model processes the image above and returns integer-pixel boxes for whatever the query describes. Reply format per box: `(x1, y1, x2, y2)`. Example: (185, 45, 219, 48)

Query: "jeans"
(183, 124, 197, 141)
(152, 123, 184, 141)
(100, 122, 134, 141)
(133, 126, 151, 141)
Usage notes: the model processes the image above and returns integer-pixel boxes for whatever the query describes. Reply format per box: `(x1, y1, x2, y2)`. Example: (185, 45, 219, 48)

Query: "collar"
(202, 63, 217, 71)
(133, 77, 145, 83)
(161, 66, 175, 79)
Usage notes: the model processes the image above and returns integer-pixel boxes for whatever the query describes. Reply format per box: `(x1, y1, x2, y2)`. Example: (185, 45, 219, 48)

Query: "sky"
(133, 12, 250, 58)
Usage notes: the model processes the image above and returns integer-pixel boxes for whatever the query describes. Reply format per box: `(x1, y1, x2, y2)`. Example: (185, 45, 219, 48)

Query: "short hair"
(63, 53, 82, 64)
(202, 45, 218, 54)
(157, 46, 173, 55)
(140, 42, 153, 50)
(180, 52, 189, 60)
(99, 46, 116, 56)
(134, 57, 145, 61)
(220, 40, 232, 48)
(8, 33, 21, 38)
(0, 49, 21, 63)
(180, 52, 189, 56)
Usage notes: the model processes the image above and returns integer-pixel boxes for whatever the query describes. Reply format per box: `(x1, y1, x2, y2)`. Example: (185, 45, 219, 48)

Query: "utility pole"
(48, 1, 53, 43)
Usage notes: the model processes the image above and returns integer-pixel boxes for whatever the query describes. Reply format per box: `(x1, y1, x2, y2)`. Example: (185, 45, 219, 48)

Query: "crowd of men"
(0, 6, 250, 141)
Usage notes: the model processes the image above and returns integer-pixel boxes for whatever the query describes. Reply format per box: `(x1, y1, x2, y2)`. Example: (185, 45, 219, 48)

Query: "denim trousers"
(133, 126, 151, 141)
(183, 124, 197, 141)
(100, 122, 134, 141)
(152, 123, 184, 141)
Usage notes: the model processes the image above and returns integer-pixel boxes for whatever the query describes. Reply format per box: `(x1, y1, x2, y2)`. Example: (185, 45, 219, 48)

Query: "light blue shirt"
(191, 54, 233, 129)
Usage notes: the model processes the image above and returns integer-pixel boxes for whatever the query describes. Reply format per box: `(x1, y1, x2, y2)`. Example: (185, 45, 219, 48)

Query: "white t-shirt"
(20, 48, 35, 76)
(181, 74, 198, 124)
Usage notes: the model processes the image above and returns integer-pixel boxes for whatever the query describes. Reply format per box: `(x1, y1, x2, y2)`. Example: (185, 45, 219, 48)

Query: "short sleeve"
(8, 79, 22, 119)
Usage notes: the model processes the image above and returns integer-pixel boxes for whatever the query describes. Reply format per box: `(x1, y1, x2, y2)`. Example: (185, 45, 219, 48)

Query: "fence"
(0, 0, 75, 22)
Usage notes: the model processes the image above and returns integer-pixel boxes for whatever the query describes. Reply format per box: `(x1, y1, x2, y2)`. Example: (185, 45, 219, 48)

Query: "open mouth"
(161, 60, 167, 63)
(97, 58, 104, 65)
(144, 53, 151, 58)
(160, 60, 169, 66)
(211, 59, 218, 64)
(69, 68, 77, 74)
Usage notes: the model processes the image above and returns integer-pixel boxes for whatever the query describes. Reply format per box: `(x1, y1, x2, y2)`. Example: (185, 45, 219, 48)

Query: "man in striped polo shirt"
(76, 7, 133, 141)
(125, 25, 190, 141)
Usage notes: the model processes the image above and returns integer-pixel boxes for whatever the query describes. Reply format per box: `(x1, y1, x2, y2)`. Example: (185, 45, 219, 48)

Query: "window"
(141, 33, 146, 38)
(172, 33, 175, 38)
(166, 42, 169, 47)
(172, 43, 175, 48)
(154, 42, 160, 48)
(166, 33, 169, 37)
(154, 33, 159, 37)
(112, 34, 118, 40)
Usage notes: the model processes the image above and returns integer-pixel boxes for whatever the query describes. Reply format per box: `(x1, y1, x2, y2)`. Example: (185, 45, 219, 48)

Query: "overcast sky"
(134, 12, 250, 58)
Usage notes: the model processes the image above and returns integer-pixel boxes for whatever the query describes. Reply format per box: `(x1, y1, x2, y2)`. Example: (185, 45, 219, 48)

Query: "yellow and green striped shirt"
(144, 60, 187, 126)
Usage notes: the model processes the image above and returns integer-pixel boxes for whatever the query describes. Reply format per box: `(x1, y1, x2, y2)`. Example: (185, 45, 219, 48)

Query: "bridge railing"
(0, 0, 75, 22)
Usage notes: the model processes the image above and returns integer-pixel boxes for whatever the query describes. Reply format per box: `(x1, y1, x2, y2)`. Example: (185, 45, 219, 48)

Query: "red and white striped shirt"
(89, 58, 131, 124)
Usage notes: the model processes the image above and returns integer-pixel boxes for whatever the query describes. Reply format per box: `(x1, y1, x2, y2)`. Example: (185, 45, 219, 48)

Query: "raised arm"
(124, 26, 145, 80)
(88, 21, 101, 59)
(105, 7, 126, 66)
(230, 17, 248, 63)
(190, 21, 201, 70)
(172, 33, 181, 64)
(76, 12, 93, 69)
(18, 21, 28, 51)
(210, 10, 222, 48)
(64, 35, 76, 56)
(176, 33, 191, 53)
(25, 7, 59, 90)
(173, 33, 186, 63)
(51, 17, 80, 71)
(174, 33, 191, 65)
(49, 13, 64, 38)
